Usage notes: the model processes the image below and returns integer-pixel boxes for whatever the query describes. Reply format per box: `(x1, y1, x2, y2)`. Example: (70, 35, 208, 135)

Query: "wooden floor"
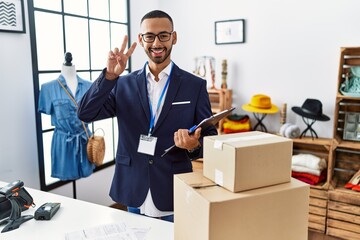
(308, 230, 342, 240)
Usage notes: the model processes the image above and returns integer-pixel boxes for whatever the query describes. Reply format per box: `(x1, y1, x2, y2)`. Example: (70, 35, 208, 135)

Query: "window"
(28, 0, 131, 191)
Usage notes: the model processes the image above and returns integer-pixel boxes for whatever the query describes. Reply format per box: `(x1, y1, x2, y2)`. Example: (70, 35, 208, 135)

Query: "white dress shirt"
(139, 62, 174, 217)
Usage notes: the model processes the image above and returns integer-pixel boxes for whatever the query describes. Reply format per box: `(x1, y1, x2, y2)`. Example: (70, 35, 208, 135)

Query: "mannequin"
(38, 52, 94, 181)
(61, 52, 78, 96)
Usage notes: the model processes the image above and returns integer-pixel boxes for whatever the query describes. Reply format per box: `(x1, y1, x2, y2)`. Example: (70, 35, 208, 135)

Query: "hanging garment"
(38, 75, 94, 180)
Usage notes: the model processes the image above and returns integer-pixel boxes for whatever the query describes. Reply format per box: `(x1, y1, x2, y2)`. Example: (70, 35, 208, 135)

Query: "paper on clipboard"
(161, 107, 236, 157)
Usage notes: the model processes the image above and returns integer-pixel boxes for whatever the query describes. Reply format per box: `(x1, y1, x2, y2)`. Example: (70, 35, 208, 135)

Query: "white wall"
(0, 0, 39, 188)
(0, 0, 359, 204)
(131, 0, 360, 136)
(129, 1, 159, 66)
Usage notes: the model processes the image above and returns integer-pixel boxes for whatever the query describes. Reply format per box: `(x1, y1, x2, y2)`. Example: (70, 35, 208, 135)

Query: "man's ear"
(138, 34, 144, 47)
(172, 31, 177, 45)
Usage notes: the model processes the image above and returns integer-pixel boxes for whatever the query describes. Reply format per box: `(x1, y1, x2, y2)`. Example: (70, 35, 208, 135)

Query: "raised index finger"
(125, 42, 137, 57)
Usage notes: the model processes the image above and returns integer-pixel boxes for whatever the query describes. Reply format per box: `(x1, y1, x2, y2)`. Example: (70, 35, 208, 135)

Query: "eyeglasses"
(140, 32, 173, 43)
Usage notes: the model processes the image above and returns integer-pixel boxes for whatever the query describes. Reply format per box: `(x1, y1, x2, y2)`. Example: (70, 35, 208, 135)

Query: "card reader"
(34, 202, 60, 220)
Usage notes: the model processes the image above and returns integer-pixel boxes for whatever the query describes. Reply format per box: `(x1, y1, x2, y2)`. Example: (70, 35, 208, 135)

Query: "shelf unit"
(207, 88, 232, 133)
(292, 137, 334, 190)
(199, 48, 360, 239)
(292, 137, 334, 233)
(326, 47, 360, 240)
(290, 48, 360, 239)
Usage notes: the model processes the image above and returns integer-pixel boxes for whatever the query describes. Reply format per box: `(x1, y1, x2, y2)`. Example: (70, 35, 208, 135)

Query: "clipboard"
(161, 107, 236, 157)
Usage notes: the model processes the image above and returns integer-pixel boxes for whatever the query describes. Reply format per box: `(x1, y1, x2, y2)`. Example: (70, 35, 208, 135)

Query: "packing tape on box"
(185, 190, 193, 204)
(215, 169, 224, 186)
(213, 134, 273, 150)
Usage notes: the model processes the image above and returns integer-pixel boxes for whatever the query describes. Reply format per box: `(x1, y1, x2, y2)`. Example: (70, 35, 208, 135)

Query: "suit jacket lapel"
(135, 67, 151, 124)
(153, 64, 182, 133)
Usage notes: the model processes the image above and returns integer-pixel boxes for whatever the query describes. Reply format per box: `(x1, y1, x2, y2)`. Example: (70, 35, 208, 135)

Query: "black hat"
(292, 99, 330, 121)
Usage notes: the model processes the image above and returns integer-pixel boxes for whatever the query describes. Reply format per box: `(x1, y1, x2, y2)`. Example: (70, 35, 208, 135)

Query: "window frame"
(28, 0, 131, 192)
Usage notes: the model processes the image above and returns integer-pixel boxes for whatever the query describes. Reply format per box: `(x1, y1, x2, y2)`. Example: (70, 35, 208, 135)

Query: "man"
(78, 10, 217, 222)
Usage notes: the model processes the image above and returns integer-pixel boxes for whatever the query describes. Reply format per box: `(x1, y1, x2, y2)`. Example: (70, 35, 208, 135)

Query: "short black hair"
(140, 10, 174, 30)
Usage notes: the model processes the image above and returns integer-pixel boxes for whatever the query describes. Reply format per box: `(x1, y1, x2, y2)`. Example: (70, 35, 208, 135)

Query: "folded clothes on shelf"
(292, 170, 326, 185)
(292, 153, 327, 171)
(291, 153, 327, 185)
(222, 114, 251, 133)
(291, 165, 322, 176)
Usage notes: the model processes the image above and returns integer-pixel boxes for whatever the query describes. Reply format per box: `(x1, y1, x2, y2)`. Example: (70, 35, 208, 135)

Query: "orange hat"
(242, 94, 279, 114)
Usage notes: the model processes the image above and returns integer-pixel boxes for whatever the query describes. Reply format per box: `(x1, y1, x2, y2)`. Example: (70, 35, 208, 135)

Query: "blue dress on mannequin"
(38, 67, 94, 180)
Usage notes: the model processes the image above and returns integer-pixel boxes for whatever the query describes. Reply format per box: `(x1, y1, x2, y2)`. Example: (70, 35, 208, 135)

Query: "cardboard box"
(203, 131, 292, 192)
(174, 171, 309, 240)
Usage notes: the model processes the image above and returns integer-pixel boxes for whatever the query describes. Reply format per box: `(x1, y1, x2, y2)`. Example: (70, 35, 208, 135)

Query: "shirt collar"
(145, 62, 173, 82)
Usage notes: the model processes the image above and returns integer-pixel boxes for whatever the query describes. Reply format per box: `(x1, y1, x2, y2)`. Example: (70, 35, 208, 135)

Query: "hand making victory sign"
(105, 35, 137, 80)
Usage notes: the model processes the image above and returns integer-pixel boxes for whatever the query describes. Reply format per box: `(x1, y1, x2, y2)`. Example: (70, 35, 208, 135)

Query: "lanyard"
(148, 62, 173, 136)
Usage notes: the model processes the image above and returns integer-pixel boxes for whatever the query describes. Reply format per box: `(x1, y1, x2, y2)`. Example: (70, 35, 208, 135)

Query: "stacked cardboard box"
(174, 131, 310, 240)
(203, 131, 293, 192)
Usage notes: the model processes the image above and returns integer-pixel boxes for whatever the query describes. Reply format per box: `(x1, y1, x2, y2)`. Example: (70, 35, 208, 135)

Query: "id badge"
(138, 134, 157, 156)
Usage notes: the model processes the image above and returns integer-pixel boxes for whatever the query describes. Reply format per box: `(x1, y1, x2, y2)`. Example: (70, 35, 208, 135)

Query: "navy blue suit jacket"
(78, 63, 217, 211)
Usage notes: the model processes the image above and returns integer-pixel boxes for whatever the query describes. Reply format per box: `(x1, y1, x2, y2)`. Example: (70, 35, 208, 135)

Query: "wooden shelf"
(207, 88, 232, 133)
(292, 137, 333, 191)
(292, 137, 333, 146)
(292, 137, 331, 233)
(326, 47, 360, 240)
(333, 137, 360, 150)
(336, 93, 360, 100)
(236, 48, 360, 237)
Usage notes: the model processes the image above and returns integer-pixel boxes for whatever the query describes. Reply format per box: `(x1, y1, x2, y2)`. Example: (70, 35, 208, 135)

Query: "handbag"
(57, 79, 105, 166)
(86, 129, 106, 166)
